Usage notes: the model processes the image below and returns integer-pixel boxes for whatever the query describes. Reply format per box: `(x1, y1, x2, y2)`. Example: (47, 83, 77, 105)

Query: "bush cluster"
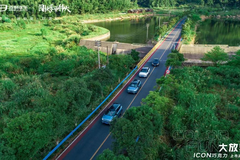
(0, 45, 139, 159)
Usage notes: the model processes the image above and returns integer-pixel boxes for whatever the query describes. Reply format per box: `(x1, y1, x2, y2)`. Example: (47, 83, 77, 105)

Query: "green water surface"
(195, 19, 240, 46)
(92, 16, 168, 44)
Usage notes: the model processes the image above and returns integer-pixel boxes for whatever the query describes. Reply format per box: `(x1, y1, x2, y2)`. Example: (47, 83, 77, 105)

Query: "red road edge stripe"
(56, 17, 185, 160)
(164, 36, 181, 76)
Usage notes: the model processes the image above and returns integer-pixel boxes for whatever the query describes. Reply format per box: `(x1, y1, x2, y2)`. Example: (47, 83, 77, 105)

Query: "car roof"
(110, 103, 120, 110)
(154, 58, 159, 61)
(132, 79, 140, 83)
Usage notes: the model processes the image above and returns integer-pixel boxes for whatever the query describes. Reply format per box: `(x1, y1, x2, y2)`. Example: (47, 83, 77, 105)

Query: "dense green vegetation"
(98, 50, 240, 160)
(0, 12, 141, 159)
(0, 0, 239, 159)
(138, 0, 240, 7)
(181, 13, 201, 44)
(166, 50, 185, 67)
(0, 45, 139, 159)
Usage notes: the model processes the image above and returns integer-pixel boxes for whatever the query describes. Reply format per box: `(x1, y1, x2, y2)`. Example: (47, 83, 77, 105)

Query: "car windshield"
(141, 69, 148, 72)
(130, 83, 137, 87)
(154, 59, 159, 63)
(106, 110, 116, 116)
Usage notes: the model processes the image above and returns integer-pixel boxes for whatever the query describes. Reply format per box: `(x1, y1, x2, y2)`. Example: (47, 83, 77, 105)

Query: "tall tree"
(201, 46, 229, 66)
(111, 106, 163, 160)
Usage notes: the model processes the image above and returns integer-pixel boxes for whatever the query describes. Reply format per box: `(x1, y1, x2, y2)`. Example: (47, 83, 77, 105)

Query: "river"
(92, 16, 168, 44)
(195, 19, 240, 46)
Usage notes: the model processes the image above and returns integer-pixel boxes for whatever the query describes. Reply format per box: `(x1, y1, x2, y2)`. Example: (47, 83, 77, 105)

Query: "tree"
(166, 50, 185, 67)
(201, 46, 228, 66)
(142, 91, 174, 117)
(0, 138, 16, 160)
(130, 49, 140, 62)
(110, 106, 163, 160)
(2, 112, 54, 159)
(191, 14, 201, 22)
(227, 50, 240, 67)
(97, 149, 129, 160)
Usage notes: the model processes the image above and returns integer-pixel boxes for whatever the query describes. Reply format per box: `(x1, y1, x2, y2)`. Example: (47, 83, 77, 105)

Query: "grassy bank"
(0, 19, 110, 55)
(60, 12, 154, 23)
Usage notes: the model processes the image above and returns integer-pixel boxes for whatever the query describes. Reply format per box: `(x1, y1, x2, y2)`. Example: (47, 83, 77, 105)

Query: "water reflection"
(92, 16, 168, 44)
(195, 19, 240, 46)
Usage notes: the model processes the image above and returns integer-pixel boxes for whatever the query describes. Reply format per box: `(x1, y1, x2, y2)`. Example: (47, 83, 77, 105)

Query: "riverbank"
(82, 13, 154, 23)
(80, 13, 155, 41)
(201, 15, 240, 21)
(58, 12, 154, 41)
(82, 30, 110, 41)
(59, 12, 155, 23)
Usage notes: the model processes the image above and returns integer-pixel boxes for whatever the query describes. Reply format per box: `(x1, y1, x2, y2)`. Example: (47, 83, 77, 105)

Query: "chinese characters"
(39, 4, 71, 13)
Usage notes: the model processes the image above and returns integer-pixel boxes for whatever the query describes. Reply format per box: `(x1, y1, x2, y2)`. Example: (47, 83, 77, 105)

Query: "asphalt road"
(58, 18, 186, 160)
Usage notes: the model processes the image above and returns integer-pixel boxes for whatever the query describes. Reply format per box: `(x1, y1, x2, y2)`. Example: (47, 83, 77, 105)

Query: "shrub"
(201, 46, 228, 66)
(1, 15, 11, 23)
(130, 49, 140, 62)
(17, 20, 26, 29)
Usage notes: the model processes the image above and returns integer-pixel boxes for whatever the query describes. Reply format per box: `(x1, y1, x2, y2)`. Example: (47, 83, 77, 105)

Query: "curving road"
(57, 18, 186, 160)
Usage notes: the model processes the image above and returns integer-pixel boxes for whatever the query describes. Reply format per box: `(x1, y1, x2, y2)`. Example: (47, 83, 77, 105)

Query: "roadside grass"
(0, 20, 110, 55)
(0, 22, 66, 55)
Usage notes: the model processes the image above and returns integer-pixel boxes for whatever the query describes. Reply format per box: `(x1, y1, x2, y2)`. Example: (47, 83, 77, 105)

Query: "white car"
(138, 67, 150, 78)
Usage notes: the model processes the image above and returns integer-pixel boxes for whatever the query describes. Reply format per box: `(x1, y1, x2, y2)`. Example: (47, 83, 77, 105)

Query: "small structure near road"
(127, 8, 153, 14)
(79, 39, 153, 56)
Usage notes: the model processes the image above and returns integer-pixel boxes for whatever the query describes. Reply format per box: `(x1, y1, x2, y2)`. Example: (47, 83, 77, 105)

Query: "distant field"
(0, 23, 62, 55)
(0, 18, 109, 56)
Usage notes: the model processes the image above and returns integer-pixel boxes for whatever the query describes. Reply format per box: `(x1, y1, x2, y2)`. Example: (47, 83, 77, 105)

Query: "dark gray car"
(152, 58, 160, 67)
(102, 103, 123, 125)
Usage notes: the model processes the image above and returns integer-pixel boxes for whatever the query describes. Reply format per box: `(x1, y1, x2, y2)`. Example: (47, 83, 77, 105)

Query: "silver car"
(139, 67, 150, 78)
(102, 103, 123, 125)
(127, 79, 142, 94)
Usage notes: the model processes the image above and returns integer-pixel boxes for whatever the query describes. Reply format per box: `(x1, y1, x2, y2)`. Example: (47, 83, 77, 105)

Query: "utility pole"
(95, 40, 101, 69)
(159, 17, 160, 28)
(107, 46, 109, 65)
(146, 23, 149, 40)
